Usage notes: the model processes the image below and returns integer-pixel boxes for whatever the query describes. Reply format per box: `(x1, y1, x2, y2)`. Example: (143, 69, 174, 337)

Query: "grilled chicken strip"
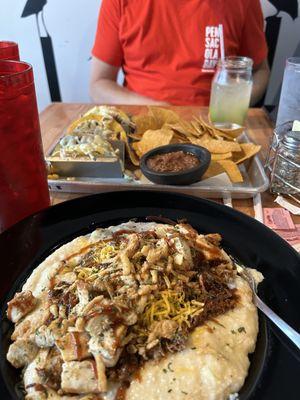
(61, 360, 100, 394)
(7, 339, 39, 368)
(7, 291, 37, 323)
(56, 332, 91, 362)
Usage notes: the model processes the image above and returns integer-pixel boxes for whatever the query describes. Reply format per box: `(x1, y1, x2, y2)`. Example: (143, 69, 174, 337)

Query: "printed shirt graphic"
(202, 24, 224, 73)
(93, 0, 267, 106)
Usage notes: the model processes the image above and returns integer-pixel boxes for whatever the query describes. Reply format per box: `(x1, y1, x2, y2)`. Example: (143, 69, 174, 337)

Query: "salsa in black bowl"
(140, 143, 211, 185)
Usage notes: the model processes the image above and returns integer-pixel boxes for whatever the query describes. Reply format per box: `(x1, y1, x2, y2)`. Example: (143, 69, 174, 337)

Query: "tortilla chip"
(206, 130, 223, 140)
(110, 120, 126, 134)
(132, 141, 140, 154)
(170, 136, 185, 144)
(167, 125, 199, 142)
(118, 130, 140, 166)
(193, 116, 211, 128)
(191, 137, 241, 153)
(134, 128, 174, 157)
(148, 107, 181, 126)
(207, 114, 245, 138)
(211, 131, 237, 141)
(193, 115, 244, 140)
(194, 133, 212, 141)
(182, 119, 203, 134)
(176, 119, 204, 138)
(217, 160, 243, 183)
(127, 111, 256, 171)
(202, 162, 224, 179)
(133, 115, 159, 135)
(193, 116, 220, 138)
(128, 133, 144, 140)
(171, 131, 187, 141)
(134, 169, 143, 179)
(216, 126, 244, 139)
(211, 152, 233, 161)
(167, 123, 189, 136)
(233, 143, 261, 164)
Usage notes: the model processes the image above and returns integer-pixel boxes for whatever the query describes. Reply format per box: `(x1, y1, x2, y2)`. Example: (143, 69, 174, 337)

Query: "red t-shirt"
(92, 0, 268, 106)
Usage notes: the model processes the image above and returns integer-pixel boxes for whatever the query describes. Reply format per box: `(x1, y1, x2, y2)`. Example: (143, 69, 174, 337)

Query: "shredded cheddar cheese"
(141, 290, 204, 331)
(99, 245, 117, 260)
(92, 244, 118, 263)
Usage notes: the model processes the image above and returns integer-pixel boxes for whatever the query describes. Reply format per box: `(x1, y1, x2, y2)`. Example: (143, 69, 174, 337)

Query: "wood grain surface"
(40, 103, 299, 224)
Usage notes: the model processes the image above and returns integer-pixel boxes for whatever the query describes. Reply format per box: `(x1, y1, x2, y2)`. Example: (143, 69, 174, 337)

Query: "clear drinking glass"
(276, 58, 300, 127)
(209, 56, 253, 126)
(0, 41, 20, 61)
(0, 60, 50, 232)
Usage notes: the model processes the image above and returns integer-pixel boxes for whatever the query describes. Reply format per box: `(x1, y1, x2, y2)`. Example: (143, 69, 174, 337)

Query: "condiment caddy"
(265, 121, 300, 196)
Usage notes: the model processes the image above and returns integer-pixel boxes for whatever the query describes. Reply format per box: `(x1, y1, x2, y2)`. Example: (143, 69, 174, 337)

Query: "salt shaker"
(270, 130, 300, 194)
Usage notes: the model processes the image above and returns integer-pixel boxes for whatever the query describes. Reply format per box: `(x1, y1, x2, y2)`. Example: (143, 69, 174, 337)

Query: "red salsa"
(147, 151, 200, 173)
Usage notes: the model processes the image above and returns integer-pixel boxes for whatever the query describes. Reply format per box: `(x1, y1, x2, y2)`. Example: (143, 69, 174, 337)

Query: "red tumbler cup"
(0, 41, 20, 61)
(0, 60, 50, 232)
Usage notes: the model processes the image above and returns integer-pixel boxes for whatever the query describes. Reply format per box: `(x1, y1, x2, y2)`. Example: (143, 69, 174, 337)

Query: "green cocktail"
(209, 57, 253, 126)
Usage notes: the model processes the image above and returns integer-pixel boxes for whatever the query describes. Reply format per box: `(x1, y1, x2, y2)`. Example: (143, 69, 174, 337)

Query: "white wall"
(1, 0, 299, 110)
(0, 0, 101, 110)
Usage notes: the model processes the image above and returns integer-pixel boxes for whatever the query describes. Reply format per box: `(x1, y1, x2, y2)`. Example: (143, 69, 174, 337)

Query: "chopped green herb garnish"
(238, 326, 246, 333)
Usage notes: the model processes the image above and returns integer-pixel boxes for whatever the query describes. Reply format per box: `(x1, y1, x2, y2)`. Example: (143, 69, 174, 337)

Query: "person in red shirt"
(90, 0, 269, 106)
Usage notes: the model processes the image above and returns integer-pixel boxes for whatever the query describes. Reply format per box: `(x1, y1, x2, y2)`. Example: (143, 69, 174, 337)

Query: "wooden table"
(40, 103, 299, 224)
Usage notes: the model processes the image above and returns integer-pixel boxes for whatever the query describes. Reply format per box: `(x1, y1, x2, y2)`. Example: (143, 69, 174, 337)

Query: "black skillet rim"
(0, 190, 299, 400)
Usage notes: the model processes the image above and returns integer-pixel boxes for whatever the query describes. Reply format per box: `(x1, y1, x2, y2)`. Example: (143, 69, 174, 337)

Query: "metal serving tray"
(47, 132, 269, 199)
(46, 140, 125, 179)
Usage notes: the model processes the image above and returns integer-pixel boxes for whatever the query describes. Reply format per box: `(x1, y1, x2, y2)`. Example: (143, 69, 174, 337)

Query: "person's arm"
(90, 57, 168, 105)
(251, 59, 270, 106)
(91, 0, 168, 105)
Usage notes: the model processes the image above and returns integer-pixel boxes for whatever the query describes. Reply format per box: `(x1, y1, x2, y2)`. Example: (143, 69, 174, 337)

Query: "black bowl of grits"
(140, 143, 211, 185)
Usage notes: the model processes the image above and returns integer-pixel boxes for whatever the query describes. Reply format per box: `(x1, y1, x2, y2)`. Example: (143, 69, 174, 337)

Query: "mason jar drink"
(209, 56, 253, 126)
